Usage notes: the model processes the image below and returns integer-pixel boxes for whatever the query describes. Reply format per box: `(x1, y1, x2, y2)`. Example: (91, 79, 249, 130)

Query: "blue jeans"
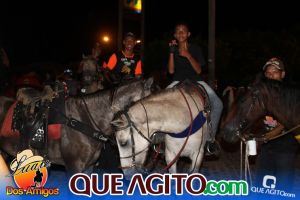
(167, 81, 223, 141)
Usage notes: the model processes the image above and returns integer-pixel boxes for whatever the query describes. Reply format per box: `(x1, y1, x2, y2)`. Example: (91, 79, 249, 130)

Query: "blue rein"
(167, 111, 206, 138)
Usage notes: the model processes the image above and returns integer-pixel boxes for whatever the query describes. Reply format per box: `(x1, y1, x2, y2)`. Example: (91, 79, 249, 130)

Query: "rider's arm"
(106, 53, 117, 70)
(135, 60, 142, 76)
(168, 53, 175, 74)
(185, 54, 201, 74)
(265, 123, 285, 141)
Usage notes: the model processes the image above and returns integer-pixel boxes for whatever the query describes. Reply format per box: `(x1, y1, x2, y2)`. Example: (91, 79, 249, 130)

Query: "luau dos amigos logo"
(6, 149, 59, 197)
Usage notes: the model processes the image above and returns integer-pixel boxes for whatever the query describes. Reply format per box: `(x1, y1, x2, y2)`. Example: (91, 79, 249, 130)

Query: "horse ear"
(144, 77, 154, 90)
(111, 118, 125, 127)
(110, 114, 127, 127)
(82, 54, 87, 59)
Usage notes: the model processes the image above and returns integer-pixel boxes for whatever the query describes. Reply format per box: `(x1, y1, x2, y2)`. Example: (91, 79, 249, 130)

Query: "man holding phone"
(167, 21, 223, 157)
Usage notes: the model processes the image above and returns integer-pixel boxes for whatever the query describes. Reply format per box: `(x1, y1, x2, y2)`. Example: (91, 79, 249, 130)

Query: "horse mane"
(258, 78, 300, 107)
(74, 79, 137, 99)
(132, 80, 195, 104)
(235, 72, 300, 104)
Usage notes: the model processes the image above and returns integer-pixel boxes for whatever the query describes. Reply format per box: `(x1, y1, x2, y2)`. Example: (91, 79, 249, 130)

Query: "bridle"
(236, 87, 300, 142)
(235, 87, 267, 142)
(114, 87, 202, 171)
(114, 103, 153, 170)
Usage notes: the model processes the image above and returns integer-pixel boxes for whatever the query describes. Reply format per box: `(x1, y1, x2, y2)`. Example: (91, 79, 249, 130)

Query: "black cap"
(263, 57, 285, 71)
(124, 32, 136, 39)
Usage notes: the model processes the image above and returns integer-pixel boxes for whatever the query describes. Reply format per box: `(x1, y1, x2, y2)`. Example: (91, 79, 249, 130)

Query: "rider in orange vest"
(106, 32, 142, 82)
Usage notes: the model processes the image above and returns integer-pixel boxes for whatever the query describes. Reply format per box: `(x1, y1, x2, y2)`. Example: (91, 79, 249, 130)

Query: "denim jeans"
(167, 81, 223, 141)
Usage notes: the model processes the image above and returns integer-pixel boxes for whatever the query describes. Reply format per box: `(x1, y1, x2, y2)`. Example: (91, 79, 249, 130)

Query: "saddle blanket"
(0, 102, 61, 139)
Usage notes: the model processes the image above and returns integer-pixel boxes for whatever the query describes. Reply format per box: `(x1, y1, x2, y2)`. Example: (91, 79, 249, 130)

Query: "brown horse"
(221, 78, 300, 143)
(0, 78, 154, 173)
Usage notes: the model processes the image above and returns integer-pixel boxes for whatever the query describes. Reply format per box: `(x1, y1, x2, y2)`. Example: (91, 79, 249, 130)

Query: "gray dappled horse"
(0, 78, 154, 173)
(112, 82, 209, 179)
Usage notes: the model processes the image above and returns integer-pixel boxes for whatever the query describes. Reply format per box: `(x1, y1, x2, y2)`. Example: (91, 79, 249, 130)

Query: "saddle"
(175, 80, 211, 113)
(13, 82, 66, 150)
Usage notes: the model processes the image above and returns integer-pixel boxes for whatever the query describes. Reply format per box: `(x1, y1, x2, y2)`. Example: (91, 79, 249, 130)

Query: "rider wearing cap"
(105, 32, 142, 82)
(255, 57, 299, 189)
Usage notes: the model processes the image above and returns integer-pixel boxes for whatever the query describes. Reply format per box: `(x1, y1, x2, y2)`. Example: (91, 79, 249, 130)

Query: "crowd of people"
(0, 20, 299, 188)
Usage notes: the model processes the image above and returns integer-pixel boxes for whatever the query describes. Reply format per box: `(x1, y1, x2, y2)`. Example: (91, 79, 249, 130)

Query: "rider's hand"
(179, 43, 191, 59)
(121, 66, 131, 74)
(169, 40, 177, 54)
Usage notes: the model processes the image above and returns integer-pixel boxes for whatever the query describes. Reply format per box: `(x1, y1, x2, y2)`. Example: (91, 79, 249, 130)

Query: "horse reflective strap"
(113, 83, 208, 177)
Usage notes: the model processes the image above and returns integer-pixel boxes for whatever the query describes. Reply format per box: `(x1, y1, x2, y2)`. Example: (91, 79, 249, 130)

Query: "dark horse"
(0, 78, 154, 173)
(221, 77, 300, 143)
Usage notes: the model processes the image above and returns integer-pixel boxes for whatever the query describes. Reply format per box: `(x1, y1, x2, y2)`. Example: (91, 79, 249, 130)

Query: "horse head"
(221, 80, 270, 143)
(112, 82, 209, 178)
(111, 110, 151, 180)
(80, 55, 98, 84)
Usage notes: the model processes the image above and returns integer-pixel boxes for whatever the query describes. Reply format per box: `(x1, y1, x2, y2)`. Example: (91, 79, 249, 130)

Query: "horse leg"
(165, 151, 177, 173)
(189, 148, 205, 173)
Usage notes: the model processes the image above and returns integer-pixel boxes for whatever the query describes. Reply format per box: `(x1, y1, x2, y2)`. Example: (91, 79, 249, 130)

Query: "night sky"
(0, 1, 299, 67)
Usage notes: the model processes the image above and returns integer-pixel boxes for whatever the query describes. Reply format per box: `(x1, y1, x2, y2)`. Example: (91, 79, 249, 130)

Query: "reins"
(81, 97, 103, 133)
(117, 86, 203, 172)
(162, 88, 194, 171)
(254, 123, 300, 142)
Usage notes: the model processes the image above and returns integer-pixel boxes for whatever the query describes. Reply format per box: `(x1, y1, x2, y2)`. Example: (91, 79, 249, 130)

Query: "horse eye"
(119, 140, 128, 147)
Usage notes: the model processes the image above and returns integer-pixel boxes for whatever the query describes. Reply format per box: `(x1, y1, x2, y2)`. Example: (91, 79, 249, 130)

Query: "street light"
(102, 35, 110, 43)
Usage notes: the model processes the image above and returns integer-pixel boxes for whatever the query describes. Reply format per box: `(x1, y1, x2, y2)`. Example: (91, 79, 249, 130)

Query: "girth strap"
(167, 111, 206, 138)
